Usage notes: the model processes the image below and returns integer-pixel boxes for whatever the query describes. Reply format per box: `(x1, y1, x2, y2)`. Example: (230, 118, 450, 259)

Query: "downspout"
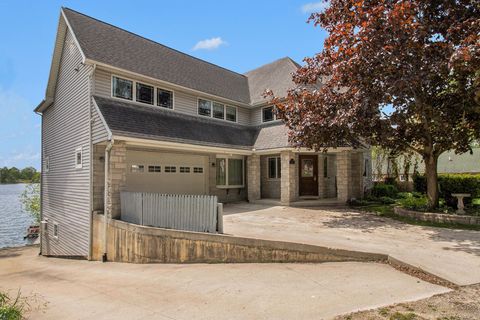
(87, 63, 96, 260)
(103, 138, 114, 262)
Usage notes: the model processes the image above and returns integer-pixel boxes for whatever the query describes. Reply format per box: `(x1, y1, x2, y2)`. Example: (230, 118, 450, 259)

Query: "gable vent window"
(262, 106, 276, 123)
(112, 76, 133, 100)
(75, 147, 83, 169)
(148, 165, 161, 173)
(226, 106, 237, 122)
(53, 223, 59, 238)
(136, 83, 154, 105)
(44, 156, 50, 173)
(198, 99, 212, 117)
(158, 89, 173, 109)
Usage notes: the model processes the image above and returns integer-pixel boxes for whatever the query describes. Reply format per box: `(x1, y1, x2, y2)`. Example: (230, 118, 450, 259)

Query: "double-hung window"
(226, 106, 237, 122)
(112, 76, 133, 100)
(268, 157, 281, 179)
(216, 156, 244, 188)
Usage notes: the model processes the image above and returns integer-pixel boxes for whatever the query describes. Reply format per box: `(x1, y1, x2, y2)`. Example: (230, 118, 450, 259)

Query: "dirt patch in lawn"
(335, 283, 480, 320)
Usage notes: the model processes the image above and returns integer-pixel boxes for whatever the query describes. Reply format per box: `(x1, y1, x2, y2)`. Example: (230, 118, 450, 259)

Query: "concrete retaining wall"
(394, 207, 480, 226)
(92, 214, 387, 264)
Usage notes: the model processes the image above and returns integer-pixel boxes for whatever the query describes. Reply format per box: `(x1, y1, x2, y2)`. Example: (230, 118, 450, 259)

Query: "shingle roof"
(94, 96, 259, 149)
(63, 8, 251, 104)
(253, 123, 291, 150)
(244, 57, 301, 105)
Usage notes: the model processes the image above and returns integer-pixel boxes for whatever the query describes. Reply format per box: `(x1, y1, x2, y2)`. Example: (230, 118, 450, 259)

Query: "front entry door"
(299, 155, 318, 196)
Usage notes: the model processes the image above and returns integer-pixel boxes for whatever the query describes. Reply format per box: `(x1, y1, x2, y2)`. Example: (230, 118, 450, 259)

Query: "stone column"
(247, 155, 261, 202)
(280, 151, 296, 205)
(107, 141, 127, 219)
(336, 151, 352, 203)
(318, 154, 326, 198)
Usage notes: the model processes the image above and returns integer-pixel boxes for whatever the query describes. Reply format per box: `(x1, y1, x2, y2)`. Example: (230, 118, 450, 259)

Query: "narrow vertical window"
(45, 156, 50, 173)
(53, 223, 59, 238)
(324, 157, 328, 178)
(75, 147, 83, 169)
(268, 157, 281, 179)
(216, 158, 226, 186)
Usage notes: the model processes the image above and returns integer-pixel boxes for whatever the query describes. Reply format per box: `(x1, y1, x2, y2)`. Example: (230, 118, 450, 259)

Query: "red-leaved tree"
(269, 0, 480, 208)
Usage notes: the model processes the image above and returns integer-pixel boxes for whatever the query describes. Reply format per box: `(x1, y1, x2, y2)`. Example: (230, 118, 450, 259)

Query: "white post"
(217, 203, 224, 233)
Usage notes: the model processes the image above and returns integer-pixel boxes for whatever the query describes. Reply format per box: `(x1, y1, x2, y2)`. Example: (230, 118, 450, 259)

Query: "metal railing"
(120, 192, 223, 233)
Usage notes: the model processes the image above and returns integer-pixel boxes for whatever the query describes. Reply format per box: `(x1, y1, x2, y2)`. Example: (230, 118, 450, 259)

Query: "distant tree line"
(0, 167, 40, 184)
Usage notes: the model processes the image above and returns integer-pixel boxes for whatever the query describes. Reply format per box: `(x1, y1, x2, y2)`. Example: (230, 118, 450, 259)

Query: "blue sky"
(0, 0, 328, 170)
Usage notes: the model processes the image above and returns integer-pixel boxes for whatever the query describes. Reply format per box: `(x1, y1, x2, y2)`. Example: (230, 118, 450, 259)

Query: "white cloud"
(193, 37, 226, 51)
(301, 1, 329, 14)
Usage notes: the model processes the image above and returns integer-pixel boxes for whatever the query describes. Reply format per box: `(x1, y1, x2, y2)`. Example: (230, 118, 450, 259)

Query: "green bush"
(413, 174, 480, 207)
(378, 196, 396, 204)
(372, 183, 399, 198)
(0, 291, 25, 320)
(398, 194, 429, 211)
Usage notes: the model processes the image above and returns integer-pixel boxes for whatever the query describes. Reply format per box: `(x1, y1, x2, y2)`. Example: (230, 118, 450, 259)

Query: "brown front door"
(299, 155, 318, 196)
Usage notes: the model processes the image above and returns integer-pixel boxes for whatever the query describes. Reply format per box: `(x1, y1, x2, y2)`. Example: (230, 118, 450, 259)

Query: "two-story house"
(36, 8, 371, 258)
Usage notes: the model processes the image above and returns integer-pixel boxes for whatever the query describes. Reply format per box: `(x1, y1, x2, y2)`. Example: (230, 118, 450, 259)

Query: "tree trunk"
(424, 153, 439, 209)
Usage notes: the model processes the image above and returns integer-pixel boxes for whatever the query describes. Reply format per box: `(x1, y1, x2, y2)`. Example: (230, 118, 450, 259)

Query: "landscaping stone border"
(394, 206, 480, 226)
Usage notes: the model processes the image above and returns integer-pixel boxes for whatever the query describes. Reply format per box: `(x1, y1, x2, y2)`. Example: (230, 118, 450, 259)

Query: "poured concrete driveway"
(1, 246, 448, 320)
(224, 203, 480, 286)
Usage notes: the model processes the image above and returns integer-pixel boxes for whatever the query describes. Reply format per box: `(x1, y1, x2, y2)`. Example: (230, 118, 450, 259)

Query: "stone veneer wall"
(247, 155, 261, 202)
(107, 141, 127, 219)
(260, 154, 281, 199)
(394, 207, 480, 226)
(92, 144, 106, 211)
(281, 151, 297, 204)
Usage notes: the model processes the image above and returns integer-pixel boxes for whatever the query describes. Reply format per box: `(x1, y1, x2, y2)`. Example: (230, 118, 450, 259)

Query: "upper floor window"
(158, 89, 173, 109)
(112, 76, 133, 100)
(198, 99, 212, 116)
(226, 106, 237, 122)
(213, 102, 225, 119)
(262, 106, 276, 123)
(136, 83, 153, 105)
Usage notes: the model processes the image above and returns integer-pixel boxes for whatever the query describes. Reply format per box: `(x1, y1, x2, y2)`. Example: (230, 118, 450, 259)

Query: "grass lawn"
(356, 203, 480, 231)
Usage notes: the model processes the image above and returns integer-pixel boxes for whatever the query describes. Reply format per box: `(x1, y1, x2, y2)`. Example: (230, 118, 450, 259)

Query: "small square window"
(262, 106, 275, 122)
(158, 88, 173, 109)
(112, 76, 133, 100)
(226, 106, 237, 122)
(75, 147, 82, 169)
(213, 102, 225, 119)
(131, 164, 145, 173)
(198, 99, 212, 116)
(164, 166, 176, 173)
(53, 223, 58, 238)
(180, 166, 190, 173)
(193, 167, 203, 173)
(148, 165, 161, 173)
(136, 83, 154, 104)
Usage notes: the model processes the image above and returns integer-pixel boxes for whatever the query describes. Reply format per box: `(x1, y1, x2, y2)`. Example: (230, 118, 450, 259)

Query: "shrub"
(413, 174, 480, 207)
(379, 196, 396, 204)
(398, 194, 429, 211)
(0, 290, 25, 320)
(372, 183, 398, 198)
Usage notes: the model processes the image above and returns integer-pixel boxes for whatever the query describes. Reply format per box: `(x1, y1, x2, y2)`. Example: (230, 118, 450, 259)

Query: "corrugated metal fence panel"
(120, 192, 218, 233)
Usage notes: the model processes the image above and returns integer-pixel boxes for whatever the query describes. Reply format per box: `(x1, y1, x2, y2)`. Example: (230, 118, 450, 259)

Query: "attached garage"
(126, 150, 209, 195)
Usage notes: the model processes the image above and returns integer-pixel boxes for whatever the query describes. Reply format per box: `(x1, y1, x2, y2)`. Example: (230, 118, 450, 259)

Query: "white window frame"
(262, 106, 277, 123)
(213, 101, 225, 120)
(197, 98, 238, 123)
(157, 87, 175, 109)
(111, 74, 175, 110)
(267, 156, 281, 180)
(215, 155, 245, 188)
(75, 147, 83, 169)
(44, 156, 50, 173)
(53, 222, 59, 239)
(136, 82, 154, 105)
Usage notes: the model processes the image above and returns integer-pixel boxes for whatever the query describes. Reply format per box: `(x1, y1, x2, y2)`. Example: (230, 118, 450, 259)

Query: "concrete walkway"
(223, 203, 480, 286)
(1, 246, 448, 320)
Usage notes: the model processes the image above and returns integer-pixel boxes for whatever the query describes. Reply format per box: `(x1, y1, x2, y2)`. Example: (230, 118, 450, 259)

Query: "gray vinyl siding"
(250, 106, 263, 125)
(94, 68, 252, 125)
(91, 105, 109, 144)
(41, 28, 91, 257)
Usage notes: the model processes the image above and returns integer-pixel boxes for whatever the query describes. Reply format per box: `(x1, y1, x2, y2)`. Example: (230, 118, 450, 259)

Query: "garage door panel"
(126, 150, 207, 195)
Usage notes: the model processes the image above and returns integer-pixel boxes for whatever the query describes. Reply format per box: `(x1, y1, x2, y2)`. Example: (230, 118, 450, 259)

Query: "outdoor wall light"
(212, 162, 216, 167)
(289, 158, 295, 165)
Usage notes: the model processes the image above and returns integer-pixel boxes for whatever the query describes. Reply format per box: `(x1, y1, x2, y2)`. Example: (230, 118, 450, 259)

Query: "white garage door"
(126, 150, 208, 195)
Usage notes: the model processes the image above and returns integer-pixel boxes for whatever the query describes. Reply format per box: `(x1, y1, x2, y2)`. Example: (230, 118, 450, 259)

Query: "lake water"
(0, 184, 35, 248)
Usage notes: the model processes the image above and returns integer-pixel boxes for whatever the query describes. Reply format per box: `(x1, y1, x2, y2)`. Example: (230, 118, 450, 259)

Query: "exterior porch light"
(289, 158, 295, 165)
